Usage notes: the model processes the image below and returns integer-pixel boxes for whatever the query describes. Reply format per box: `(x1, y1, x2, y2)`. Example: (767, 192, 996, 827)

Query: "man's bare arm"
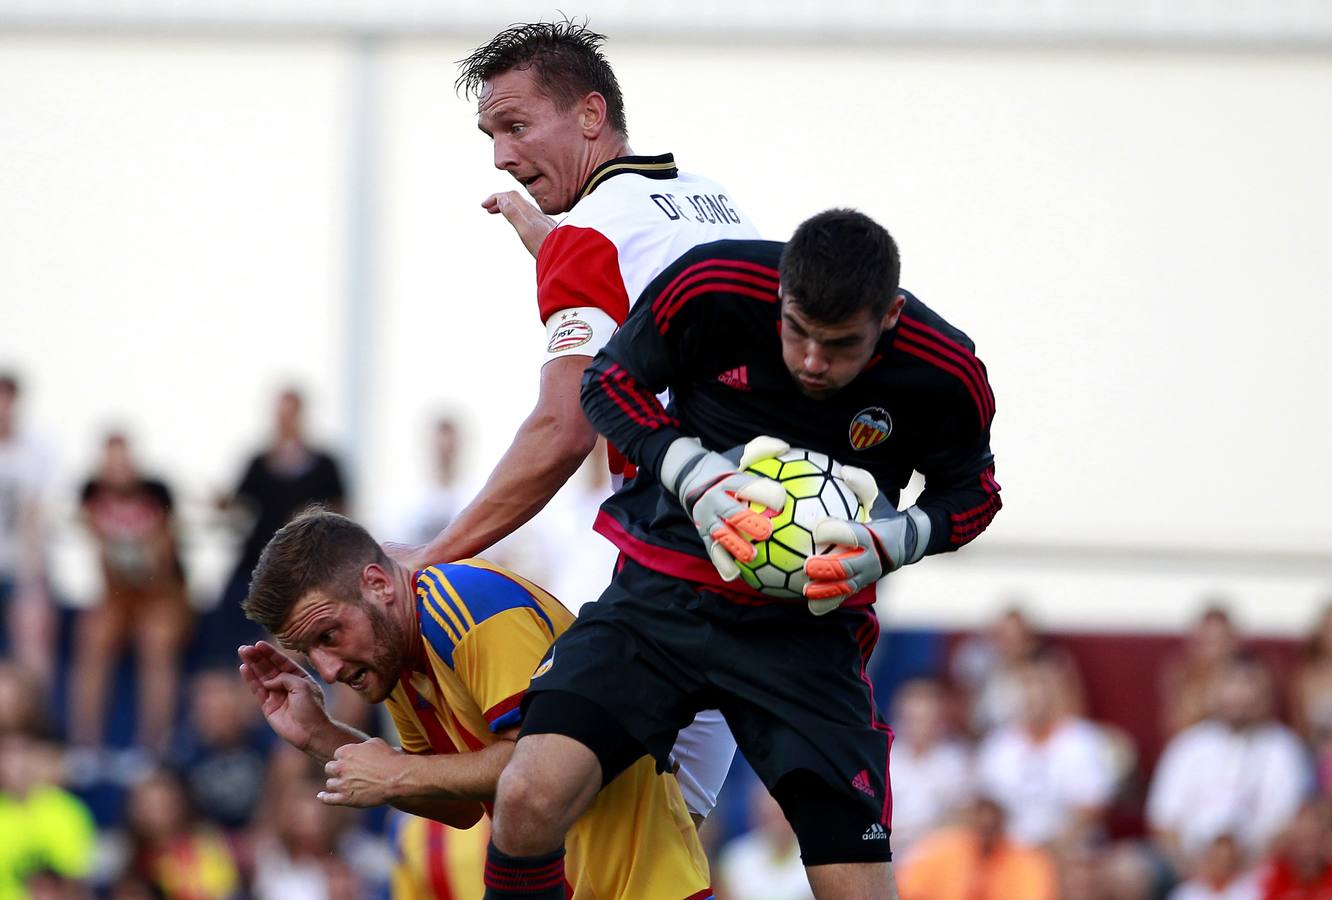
(397, 355, 598, 567)
(320, 731, 518, 828)
(321, 732, 515, 806)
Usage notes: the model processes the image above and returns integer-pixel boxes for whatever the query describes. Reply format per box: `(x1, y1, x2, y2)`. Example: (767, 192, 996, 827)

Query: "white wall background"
(2, 33, 1329, 632)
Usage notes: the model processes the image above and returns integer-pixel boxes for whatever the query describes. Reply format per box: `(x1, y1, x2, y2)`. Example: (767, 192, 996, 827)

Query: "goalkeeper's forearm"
(580, 353, 684, 477)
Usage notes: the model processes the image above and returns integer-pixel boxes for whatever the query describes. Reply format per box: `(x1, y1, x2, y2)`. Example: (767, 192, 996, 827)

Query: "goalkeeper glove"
(660, 435, 790, 581)
(802, 466, 932, 615)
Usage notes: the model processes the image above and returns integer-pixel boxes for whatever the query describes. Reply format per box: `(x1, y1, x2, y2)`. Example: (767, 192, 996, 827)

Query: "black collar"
(577, 153, 678, 201)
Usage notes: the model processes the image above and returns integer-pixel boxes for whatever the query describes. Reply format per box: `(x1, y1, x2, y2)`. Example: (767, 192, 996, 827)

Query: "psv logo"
(849, 407, 892, 450)
(548, 314, 593, 353)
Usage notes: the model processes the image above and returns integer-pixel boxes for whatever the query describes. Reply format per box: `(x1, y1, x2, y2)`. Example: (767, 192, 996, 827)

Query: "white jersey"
(537, 154, 760, 366)
(533, 154, 759, 819)
(976, 717, 1118, 847)
(1146, 719, 1311, 863)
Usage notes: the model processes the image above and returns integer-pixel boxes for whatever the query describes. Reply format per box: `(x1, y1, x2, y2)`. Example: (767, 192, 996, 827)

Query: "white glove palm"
(661, 436, 790, 580)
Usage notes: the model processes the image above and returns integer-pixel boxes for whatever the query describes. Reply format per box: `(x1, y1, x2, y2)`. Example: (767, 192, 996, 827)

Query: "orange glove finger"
(804, 548, 866, 581)
(724, 508, 774, 542)
(711, 523, 758, 563)
(804, 580, 856, 601)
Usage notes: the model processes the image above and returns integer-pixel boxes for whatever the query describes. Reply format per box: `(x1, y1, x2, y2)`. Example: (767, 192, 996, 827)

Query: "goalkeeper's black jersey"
(580, 238, 1000, 601)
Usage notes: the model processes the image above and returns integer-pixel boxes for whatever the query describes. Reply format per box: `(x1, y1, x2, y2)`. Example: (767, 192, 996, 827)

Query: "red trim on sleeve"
(948, 466, 1002, 546)
(484, 691, 525, 727)
(536, 225, 631, 324)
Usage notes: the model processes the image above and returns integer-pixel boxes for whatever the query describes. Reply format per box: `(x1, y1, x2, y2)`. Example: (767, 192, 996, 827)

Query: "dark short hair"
(0, 372, 18, 396)
(243, 507, 387, 635)
(456, 18, 628, 137)
(779, 209, 901, 322)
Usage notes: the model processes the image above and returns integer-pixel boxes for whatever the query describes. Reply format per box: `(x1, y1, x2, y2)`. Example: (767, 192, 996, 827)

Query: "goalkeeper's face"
(779, 297, 898, 399)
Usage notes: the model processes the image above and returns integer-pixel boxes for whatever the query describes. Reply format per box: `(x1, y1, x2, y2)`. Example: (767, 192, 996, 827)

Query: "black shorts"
(520, 556, 894, 863)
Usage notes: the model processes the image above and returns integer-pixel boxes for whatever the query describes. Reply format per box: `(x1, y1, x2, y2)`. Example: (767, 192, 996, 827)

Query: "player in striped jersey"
(237, 509, 711, 900)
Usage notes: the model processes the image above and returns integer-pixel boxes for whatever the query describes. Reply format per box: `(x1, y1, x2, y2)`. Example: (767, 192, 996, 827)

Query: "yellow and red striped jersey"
(383, 560, 712, 900)
(387, 810, 488, 900)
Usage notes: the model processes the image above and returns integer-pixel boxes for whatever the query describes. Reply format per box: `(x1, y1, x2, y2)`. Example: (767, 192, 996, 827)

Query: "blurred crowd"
(715, 606, 1332, 900)
(2, 368, 1331, 899)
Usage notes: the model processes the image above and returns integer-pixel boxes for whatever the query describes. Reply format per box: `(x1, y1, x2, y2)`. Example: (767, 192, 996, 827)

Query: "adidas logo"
(862, 823, 888, 841)
(717, 366, 750, 391)
(851, 769, 875, 798)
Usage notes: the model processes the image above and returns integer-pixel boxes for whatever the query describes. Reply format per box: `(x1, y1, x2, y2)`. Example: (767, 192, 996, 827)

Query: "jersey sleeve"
(911, 352, 1002, 556)
(536, 225, 632, 325)
(578, 261, 693, 479)
(452, 609, 558, 733)
(417, 564, 560, 734)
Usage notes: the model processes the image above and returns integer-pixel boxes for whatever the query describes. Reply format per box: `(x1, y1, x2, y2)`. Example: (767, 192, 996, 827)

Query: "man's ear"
(361, 562, 392, 598)
(882, 293, 907, 330)
(580, 91, 608, 138)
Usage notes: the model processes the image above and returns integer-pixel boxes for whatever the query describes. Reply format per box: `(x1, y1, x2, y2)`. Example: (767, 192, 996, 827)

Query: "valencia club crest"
(849, 407, 892, 450)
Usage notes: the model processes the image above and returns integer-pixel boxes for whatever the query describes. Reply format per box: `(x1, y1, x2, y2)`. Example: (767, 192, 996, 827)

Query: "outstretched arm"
(395, 355, 598, 568)
(483, 190, 555, 258)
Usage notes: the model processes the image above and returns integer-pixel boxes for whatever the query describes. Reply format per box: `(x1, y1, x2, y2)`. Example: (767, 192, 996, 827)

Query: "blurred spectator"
(1257, 800, 1332, 898)
(24, 867, 93, 900)
(1159, 604, 1242, 739)
(69, 432, 191, 753)
(717, 782, 813, 900)
(951, 607, 1083, 734)
(1315, 727, 1332, 801)
(1055, 839, 1165, 900)
(398, 416, 464, 547)
(0, 660, 47, 737)
(386, 810, 488, 900)
(1147, 652, 1311, 875)
(206, 388, 345, 659)
(171, 668, 272, 834)
(124, 768, 240, 900)
(975, 647, 1117, 847)
(250, 777, 361, 900)
(0, 732, 97, 896)
(1167, 835, 1261, 900)
(897, 796, 1058, 900)
(887, 678, 974, 854)
(1290, 603, 1332, 746)
(0, 371, 57, 688)
(107, 874, 166, 900)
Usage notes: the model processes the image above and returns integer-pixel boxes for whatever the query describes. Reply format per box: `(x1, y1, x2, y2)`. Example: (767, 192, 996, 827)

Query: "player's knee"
(493, 765, 567, 853)
(493, 738, 599, 854)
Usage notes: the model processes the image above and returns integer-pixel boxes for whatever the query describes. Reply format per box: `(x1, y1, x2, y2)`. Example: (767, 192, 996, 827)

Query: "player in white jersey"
(386, 20, 760, 824)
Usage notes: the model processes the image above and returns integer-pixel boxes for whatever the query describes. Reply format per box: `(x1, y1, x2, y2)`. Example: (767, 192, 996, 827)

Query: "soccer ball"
(735, 449, 870, 600)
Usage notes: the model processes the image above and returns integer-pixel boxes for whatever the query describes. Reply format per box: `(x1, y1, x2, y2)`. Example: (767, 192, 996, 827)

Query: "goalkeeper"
(480, 209, 1000, 900)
